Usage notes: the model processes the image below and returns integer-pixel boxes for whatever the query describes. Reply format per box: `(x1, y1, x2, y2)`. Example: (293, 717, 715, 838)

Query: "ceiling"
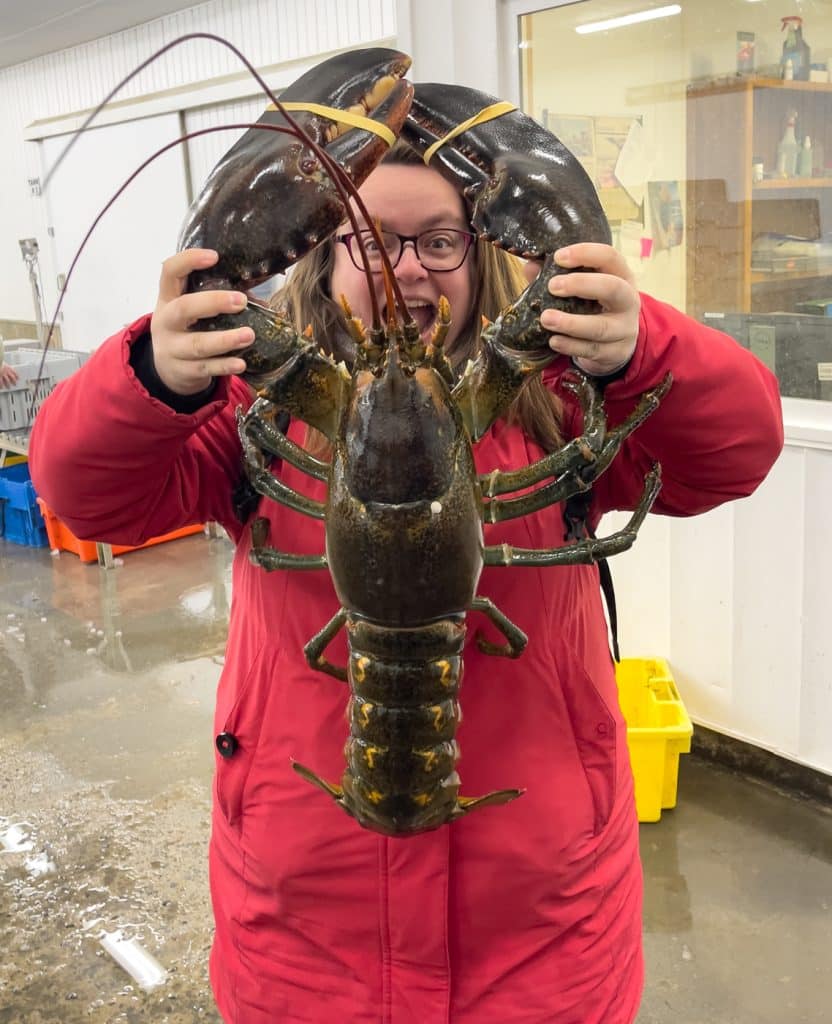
(0, 0, 201, 71)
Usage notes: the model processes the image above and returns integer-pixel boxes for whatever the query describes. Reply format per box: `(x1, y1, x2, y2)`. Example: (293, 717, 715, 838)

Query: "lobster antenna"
(41, 32, 391, 326)
(382, 259, 399, 334)
(33, 33, 412, 404)
(29, 122, 295, 421)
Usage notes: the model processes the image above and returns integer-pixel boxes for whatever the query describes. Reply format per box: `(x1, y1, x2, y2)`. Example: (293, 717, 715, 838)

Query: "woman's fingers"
(0, 365, 19, 388)
(183, 326, 255, 362)
(151, 248, 255, 395)
(157, 249, 219, 303)
(171, 348, 250, 381)
(546, 271, 635, 315)
(165, 287, 249, 330)
(555, 243, 636, 286)
(537, 244, 640, 376)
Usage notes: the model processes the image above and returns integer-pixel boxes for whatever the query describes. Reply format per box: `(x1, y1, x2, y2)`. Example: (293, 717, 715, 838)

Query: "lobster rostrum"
(186, 51, 671, 836)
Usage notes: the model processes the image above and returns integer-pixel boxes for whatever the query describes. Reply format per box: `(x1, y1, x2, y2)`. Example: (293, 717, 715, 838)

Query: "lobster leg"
(248, 516, 327, 572)
(239, 398, 329, 481)
(469, 596, 528, 658)
(478, 374, 604, 497)
(256, 341, 351, 441)
(238, 409, 326, 520)
(303, 608, 350, 682)
(452, 318, 556, 442)
(482, 373, 672, 524)
(483, 467, 662, 568)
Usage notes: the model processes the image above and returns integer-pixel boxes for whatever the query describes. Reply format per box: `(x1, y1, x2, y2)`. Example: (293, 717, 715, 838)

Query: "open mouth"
(386, 300, 437, 337)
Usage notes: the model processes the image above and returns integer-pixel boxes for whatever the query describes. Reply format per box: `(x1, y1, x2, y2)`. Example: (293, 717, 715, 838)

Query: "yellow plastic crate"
(615, 658, 693, 822)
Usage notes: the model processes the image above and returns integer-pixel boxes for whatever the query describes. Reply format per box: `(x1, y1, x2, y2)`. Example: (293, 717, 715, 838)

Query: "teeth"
(384, 302, 434, 314)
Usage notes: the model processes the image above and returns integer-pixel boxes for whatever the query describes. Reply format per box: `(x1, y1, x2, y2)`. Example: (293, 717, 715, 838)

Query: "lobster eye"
(300, 155, 319, 176)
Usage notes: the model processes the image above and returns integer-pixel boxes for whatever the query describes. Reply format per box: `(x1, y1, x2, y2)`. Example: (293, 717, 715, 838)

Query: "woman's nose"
(394, 241, 428, 279)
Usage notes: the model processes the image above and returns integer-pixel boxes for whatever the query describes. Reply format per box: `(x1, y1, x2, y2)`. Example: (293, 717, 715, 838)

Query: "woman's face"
(329, 164, 476, 348)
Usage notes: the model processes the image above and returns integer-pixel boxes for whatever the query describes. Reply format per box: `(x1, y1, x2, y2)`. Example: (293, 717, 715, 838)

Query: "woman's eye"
(425, 234, 453, 250)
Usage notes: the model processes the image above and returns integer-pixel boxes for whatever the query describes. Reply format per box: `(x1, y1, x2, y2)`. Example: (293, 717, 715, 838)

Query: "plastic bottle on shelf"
(797, 136, 813, 178)
(780, 16, 811, 81)
(812, 140, 825, 179)
(776, 110, 799, 178)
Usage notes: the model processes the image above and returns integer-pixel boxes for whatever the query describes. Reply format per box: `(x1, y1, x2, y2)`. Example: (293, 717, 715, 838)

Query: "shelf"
(688, 76, 832, 97)
(754, 178, 832, 191)
(749, 77, 832, 92)
(751, 265, 832, 285)
(686, 72, 831, 320)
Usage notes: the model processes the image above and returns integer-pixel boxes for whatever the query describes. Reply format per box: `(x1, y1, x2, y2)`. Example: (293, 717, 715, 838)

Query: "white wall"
(603, 409, 832, 776)
(0, 0, 397, 338)
(395, 0, 501, 94)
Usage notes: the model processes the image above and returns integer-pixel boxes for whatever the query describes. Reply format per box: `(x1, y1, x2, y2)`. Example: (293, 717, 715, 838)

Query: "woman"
(30, 140, 783, 1023)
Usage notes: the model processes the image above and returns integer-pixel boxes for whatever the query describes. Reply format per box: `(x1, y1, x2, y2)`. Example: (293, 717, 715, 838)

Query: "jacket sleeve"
(558, 293, 784, 519)
(29, 315, 251, 545)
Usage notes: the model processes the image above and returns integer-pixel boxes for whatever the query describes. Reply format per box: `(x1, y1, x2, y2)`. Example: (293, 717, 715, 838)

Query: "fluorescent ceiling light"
(576, 4, 682, 34)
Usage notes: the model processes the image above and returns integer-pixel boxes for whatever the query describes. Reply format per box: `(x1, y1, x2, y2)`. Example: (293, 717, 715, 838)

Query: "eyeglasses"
(335, 228, 476, 273)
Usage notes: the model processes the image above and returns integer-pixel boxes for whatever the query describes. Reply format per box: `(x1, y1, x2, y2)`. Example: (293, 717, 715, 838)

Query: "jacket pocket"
(550, 638, 618, 836)
(214, 642, 275, 828)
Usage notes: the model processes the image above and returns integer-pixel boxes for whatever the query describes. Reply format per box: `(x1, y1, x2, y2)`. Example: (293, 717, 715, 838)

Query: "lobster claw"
(401, 82, 611, 259)
(179, 47, 414, 293)
(402, 83, 615, 440)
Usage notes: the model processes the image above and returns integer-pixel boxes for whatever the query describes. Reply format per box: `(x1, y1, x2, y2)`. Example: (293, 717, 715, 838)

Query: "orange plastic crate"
(36, 498, 204, 562)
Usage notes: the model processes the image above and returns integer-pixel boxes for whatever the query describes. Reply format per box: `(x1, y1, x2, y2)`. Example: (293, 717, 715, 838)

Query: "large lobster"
(178, 47, 671, 837)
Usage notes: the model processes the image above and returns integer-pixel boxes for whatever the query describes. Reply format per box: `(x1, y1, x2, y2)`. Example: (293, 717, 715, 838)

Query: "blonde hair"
(270, 140, 563, 452)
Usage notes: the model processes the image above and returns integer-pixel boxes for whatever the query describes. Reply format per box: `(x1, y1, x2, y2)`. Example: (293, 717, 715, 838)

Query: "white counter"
(605, 398, 832, 775)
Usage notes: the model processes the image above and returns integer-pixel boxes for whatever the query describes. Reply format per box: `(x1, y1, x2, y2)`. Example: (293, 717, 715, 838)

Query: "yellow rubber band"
(422, 101, 517, 165)
(265, 101, 396, 148)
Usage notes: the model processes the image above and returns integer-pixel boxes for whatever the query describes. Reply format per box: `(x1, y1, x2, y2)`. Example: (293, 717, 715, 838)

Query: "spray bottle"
(776, 109, 799, 178)
(780, 16, 811, 81)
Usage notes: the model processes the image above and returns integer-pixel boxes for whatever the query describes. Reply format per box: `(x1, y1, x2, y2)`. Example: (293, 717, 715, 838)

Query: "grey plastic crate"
(0, 348, 86, 431)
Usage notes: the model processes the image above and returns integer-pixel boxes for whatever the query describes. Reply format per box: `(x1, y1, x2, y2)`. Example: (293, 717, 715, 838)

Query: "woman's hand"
(0, 362, 19, 389)
(150, 249, 255, 395)
(526, 242, 640, 377)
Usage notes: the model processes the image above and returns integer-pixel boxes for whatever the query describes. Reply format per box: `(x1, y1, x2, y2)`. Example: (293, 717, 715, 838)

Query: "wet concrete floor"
(1, 531, 830, 1023)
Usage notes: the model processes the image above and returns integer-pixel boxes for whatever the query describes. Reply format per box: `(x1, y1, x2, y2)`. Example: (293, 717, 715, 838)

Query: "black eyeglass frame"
(335, 228, 477, 273)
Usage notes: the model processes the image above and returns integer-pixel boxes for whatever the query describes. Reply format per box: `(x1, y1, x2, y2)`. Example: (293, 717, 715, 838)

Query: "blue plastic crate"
(0, 462, 48, 547)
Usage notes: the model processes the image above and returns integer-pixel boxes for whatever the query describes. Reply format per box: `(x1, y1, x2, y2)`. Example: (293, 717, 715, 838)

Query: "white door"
(40, 113, 189, 351)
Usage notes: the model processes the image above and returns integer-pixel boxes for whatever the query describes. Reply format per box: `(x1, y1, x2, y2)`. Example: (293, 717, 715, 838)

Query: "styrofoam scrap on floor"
(1, 823, 35, 853)
(99, 931, 167, 991)
(25, 850, 56, 877)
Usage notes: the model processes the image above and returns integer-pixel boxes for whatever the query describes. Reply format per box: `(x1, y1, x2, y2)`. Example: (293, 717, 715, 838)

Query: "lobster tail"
(294, 617, 523, 836)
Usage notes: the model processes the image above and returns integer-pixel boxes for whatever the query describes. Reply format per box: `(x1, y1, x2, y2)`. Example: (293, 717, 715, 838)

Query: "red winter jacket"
(30, 295, 783, 1023)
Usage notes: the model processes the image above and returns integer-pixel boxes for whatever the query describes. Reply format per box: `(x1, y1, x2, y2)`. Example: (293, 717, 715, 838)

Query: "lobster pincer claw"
(180, 47, 412, 290)
(402, 83, 616, 440)
(402, 83, 610, 259)
(402, 82, 611, 339)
